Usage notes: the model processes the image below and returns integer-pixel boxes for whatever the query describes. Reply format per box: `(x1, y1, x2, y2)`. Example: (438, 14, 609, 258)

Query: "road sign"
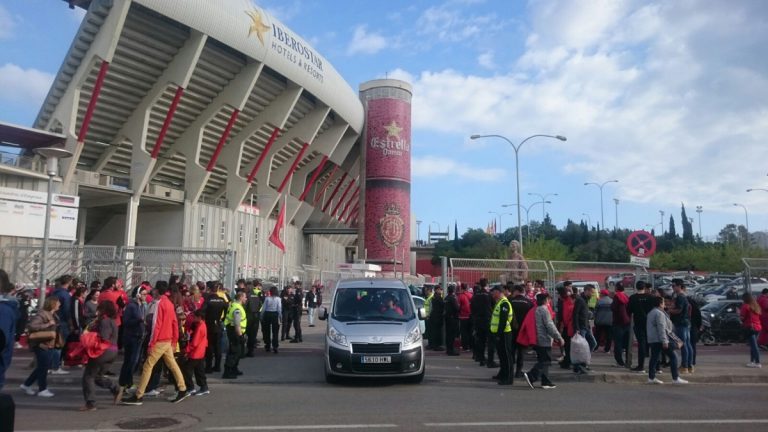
(626, 230, 656, 257)
(630, 255, 650, 267)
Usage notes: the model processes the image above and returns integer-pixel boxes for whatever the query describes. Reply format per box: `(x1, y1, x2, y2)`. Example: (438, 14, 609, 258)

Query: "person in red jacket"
(183, 309, 209, 395)
(457, 283, 473, 352)
(121, 281, 189, 405)
(610, 283, 631, 367)
(740, 293, 762, 368)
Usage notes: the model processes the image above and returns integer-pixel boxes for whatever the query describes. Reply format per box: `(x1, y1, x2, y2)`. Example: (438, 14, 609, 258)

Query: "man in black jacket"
(628, 281, 654, 372)
(203, 284, 228, 373)
(572, 285, 590, 374)
(471, 279, 495, 367)
(444, 285, 460, 356)
(509, 284, 533, 378)
(245, 281, 264, 357)
(429, 286, 445, 351)
(289, 283, 303, 343)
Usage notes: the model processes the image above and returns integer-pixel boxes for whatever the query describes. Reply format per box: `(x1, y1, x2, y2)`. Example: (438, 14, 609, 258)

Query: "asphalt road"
(8, 320, 768, 432)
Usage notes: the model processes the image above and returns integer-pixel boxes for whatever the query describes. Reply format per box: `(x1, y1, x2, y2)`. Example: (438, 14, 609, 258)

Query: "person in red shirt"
(98, 277, 124, 327)
(740, 293, 762, 368)
(457, 283, 473, 352)
(183, 309, 209, 395)
(121, 281, 189, 405)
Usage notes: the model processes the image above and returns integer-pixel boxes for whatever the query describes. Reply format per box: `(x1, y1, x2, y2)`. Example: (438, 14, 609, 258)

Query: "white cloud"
(347, 25, 387, 55)
(0, 63, 54, 108)
(0, 4, 17, 39)
(413, 155, 505, 182)
(477, 50, 495, 69)
(403, 0, 768, 211)
(416, 3, 502, 43)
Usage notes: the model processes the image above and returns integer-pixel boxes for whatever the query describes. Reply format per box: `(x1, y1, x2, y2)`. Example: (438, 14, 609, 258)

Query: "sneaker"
(50, 368, 70, 375)
(195, 389, 210, 396)
(144, 389, 161, 397)
(37, 389, 55, 398)
(746, 362, 762, 368)
(541, 384, 557, 389)
(20, 384, 36, 395)
(522, 372, 534, 390)
(689, 366, 695, 373)
(673, 378, 689, 384)
(679, 368, 690, 375)
(79, 402, 97, 412)
(14, 342, 22, 349)
(189, 389, 198, 395)
(171, 390, 190, 404)
(166, 392, 178, 402)
(647, 378, 664, 384)
(121, 395, 143, 406)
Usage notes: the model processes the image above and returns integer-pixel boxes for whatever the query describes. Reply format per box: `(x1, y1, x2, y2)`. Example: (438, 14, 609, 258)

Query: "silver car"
(319, 278, 426, 383)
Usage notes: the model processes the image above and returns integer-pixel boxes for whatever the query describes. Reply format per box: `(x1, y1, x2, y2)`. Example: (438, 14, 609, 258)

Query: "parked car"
(700, 300, 744, 344)
(319, 278, 426, 383)
(554, 280, 601, 294)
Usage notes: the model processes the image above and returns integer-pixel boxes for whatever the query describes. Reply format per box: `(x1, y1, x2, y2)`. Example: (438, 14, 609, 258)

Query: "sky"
(1, 0, 767, 242)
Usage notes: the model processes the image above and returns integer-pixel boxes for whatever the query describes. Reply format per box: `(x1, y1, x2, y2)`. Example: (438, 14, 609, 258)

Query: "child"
(184, 309, 209, 395)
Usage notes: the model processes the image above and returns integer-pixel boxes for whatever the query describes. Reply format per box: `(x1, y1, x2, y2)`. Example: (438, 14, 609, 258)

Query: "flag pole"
(280, 194, 287, 289)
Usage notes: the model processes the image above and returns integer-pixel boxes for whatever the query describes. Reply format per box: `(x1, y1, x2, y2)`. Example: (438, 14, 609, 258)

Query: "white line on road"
(205, 424, 398, 431)
(424, 419, 768, 427)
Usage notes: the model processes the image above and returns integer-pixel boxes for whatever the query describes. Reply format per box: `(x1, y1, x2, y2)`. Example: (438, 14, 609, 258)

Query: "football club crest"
(378, 204, 405, 248)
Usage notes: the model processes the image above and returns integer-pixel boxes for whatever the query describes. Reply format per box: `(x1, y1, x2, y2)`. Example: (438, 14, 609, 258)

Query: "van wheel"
(408, 370, 425, 384)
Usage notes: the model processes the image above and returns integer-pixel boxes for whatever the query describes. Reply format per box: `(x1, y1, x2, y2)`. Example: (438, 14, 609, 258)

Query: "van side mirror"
(319, 307, 328, 321)
(418, 307, 427, 320)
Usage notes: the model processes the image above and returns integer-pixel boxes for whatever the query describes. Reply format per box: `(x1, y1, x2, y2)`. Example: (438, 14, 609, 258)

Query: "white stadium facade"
(0, 0, 416, 287)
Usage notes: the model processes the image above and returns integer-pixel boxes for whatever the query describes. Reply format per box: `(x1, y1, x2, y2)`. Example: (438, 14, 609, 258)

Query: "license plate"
(361, 356, 391, 364)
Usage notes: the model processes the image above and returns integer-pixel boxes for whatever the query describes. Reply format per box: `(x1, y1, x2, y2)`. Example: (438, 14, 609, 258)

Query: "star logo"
(245, 8, 270, 46)
(384, 120, 402, 138)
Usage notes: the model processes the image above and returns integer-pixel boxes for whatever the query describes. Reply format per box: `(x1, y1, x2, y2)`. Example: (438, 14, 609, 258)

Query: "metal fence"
(448, 258, 551, 288)
(743, 257, 768, 291)
(2, 245, 235, 290)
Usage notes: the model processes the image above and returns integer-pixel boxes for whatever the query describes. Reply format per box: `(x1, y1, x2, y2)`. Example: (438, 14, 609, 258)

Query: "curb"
(556, 371, 768, 384)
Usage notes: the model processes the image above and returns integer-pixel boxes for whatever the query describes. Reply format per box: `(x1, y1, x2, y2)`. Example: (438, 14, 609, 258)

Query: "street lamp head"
(470, 134, 481, 140)
(34, 146, 73, 177)
(555, 135, 567, 141)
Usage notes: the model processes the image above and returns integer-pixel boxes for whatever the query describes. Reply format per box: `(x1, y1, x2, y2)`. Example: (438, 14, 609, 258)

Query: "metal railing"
(0, 151, 44, 173)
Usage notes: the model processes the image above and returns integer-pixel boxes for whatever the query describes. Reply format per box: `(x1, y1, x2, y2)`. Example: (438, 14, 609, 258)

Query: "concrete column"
(124, 196, 140, 247)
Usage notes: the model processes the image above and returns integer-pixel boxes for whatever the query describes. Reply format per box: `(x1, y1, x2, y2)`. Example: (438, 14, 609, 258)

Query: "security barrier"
(548, 261, 649, 292)
(448, 258, 551, 288)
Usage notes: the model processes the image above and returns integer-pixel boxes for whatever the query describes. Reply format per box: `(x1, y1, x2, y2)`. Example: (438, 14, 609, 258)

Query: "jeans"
(307, 307, 316, 326)
(649, 342, 679, 380)
(24, 347, 53, 391)
(526, 346, 554, 386)
(747, 329, 761, 364)
(83, 350, 117, 404)
(690, 326, 699, 366)
(119, 336, 142, 387)
(612, 325, 630, 365)
(633, 326, 648, 369)
(51, 324, 70, 370)
(262, 312, 280, 350)
(674, 325, 692, 369)
(582, 327, 597, 352)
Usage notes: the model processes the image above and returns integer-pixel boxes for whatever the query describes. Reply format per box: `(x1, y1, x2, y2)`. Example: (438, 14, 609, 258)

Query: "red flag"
(269, 199, 286, 252)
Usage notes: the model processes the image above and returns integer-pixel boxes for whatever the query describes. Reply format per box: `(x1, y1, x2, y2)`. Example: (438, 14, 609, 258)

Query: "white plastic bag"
(570, 333, 591, 365)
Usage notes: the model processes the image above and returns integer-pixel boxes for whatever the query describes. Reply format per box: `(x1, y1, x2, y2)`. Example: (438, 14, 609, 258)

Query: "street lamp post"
(581, 213, 592, 228)
(747, 188, 768, 193)
(527, 192, 558, 220)
(733, 203, 750, 232)
(416, 220, 422, 244)
(695, 206, 703, 239)
(613, 198, 620, 230)
(659, 210, 665, 234)
(471, 133, 567, 254)
(502, 201, 550, 240)
(584, 180, 618, 230)
(33, 146, 73, 308)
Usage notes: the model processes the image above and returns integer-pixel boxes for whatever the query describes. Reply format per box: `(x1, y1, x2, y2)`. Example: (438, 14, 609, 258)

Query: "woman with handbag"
(740, 293, 762, 368)
(20, 297, 61, 397)
(81, 300, 120, 411)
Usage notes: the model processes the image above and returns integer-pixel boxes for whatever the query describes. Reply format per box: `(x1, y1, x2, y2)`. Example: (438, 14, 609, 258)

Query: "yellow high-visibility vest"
(490, 297, 513, 334)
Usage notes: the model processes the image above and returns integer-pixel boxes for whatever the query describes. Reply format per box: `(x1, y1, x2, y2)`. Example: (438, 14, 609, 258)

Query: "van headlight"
(403, 326, 422, 347)
(328, 325, 348, 347)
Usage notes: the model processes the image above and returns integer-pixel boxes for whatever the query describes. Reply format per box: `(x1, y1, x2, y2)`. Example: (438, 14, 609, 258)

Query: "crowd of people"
(0, 270, 321, 411)
(420, 277, 766, 388)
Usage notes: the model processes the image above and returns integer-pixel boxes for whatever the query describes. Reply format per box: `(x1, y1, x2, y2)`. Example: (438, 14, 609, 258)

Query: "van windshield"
(333, 287, 414, 322)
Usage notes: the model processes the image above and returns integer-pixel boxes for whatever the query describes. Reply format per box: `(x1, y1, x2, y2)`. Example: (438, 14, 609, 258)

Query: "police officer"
(289, 282, 303, 343)
(490, 285, 514, 385)
(222, 290, 247, 379)
(245, 281, 264, 357)
(203, 283, 228, 373)
(444, 285, 460, 356)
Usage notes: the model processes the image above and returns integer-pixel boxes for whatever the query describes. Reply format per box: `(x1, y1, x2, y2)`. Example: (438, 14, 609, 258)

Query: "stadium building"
(0, 0, 414, 287)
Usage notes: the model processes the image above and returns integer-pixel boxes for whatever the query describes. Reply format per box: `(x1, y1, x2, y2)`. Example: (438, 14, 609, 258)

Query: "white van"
(319, 278, 426, 383)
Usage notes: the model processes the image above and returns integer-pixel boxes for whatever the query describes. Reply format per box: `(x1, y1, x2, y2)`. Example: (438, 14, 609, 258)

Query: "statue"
(508, 240, 529, 283)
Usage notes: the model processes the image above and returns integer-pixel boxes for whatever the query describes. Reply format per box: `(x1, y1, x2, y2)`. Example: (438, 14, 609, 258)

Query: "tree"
(668, 215, 677, 239)
(681, 204, 694, 242)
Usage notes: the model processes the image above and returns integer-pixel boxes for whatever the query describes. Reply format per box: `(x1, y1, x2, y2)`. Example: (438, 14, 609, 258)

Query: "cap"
(600, 289, 610, 296)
